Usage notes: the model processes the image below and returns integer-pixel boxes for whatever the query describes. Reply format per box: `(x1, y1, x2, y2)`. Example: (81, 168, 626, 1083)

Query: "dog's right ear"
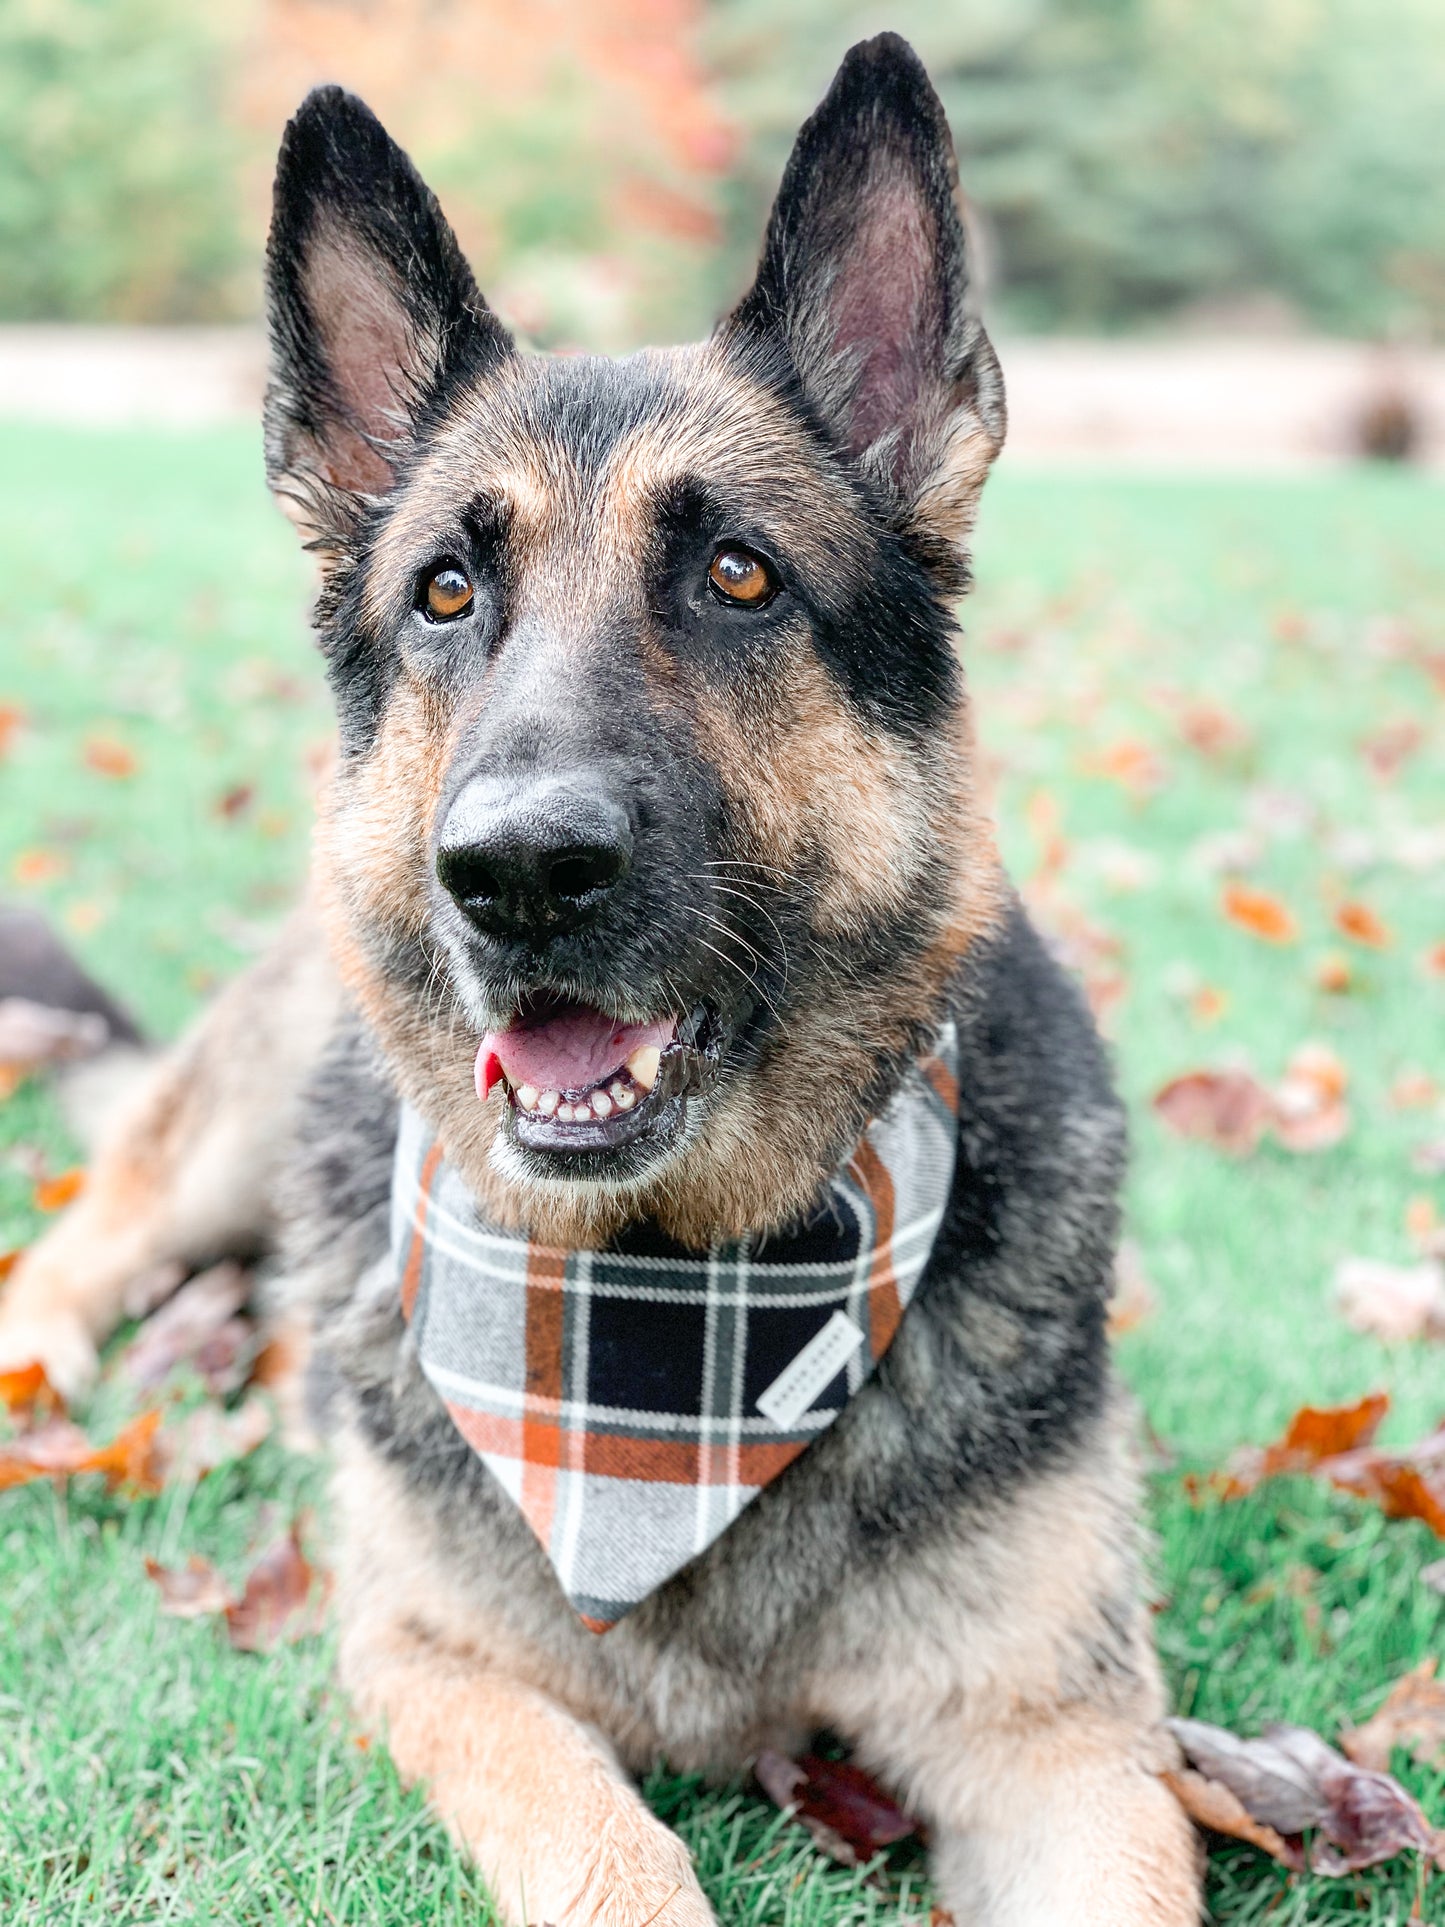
(264, 86, 513, 547)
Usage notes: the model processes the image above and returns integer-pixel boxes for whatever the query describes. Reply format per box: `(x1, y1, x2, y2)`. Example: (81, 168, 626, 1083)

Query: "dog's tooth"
(591, 1089, 613, 1118)
(556, 1102, 575, 1122)
(538, 1090, 560, 1116)
(609, 1079, 628, 1102)
(571, 1098, 593, 1121)
(614, 1086, 636, 1110)
(516, 1084, 539, 1112)
(625, 1045, 661, 1092)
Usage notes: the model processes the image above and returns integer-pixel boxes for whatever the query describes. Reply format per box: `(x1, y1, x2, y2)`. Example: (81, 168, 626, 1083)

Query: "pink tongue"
(477, 1006, 677, 1100)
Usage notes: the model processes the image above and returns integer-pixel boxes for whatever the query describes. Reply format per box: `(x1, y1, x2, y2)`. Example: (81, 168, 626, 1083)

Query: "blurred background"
(0, 0, 1443, 459)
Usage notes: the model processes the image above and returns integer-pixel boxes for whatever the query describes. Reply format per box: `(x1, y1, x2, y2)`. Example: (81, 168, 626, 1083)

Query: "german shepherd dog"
(0, 35, 1200, 1924)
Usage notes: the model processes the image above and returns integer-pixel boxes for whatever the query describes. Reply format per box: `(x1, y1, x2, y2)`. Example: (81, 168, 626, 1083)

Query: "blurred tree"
(0, 0, 248, 321)
(703, 0, 1445, 339)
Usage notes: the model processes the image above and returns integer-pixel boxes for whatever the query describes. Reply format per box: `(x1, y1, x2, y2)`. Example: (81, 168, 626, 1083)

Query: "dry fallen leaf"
(12, 848, 69, 888)
(1177, 700, 1251, 759)
(82, 735, 138, 779)
(1314, 952, 1354, 994)
(145, 1552, 232, 1620)
(214, 783, 256, 820)
(33, 1167, 85, 1212)
(1168, 1716, 1444, 1876)
(1162, 1765, 1303, 1870)
(0, 1359, 63, 1426)
(0, 1407, 164, 1494)
(0, 703, 25, 759)
(1154, 1046, 1349, 1158)
(224, 1525, 318, 1652)
(120, 1262, 254, 1394)
(1333, 1257, 1445, 1343)
(1211, 1392, 1390, 1498)
(1153, 1069, 1274, 1155)
(755, 1749, 918, 1868)
(1334, 902, 1393, 949)
(1343, 1661, 1445, 1775)
(1222, 882, 1298, 944)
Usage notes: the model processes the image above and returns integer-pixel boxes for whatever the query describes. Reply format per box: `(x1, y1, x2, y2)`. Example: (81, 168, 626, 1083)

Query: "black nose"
(436, 775, 634, 940)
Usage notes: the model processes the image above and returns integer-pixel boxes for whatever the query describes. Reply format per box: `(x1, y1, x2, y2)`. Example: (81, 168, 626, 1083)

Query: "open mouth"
(476, 992, 720, 1162)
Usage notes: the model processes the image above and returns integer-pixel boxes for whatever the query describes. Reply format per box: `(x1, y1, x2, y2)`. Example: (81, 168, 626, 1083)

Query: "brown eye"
(422, 565, 474, 621)
(708, 546, 775, 607)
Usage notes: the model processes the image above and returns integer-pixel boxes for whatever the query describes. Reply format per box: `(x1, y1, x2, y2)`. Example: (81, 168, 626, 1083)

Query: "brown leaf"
(214, 783, 256, 820)
(1334, 902, 1393, 949)
(0, 1359, 63, 1427)
(0, 1407, 164, 1493)
(1169, 1716, 1443, 1876)
(145, 1553, 232, 1620)
(1222, 883, 1298, 944)
(1314, 952, 1354, 994)
(1177, 700, 1251, 759)
(1361, 719, 1424, 781)
(1342, 1661, 1445, 1775)
(755, 1749, 917, 1867)
(1329, 1457, 1445, 1537)
(12, 848, 69, 887)
(82, 735, 138, 779)
(33, 1167, 85, 1212)
(120, 1262, 254, 1394)
(1216, 1393, 1390, 1498)
(1161, 1765, 1302, 1870)
(225, 1525, 317, 1652)
(1153, 1069, 1274, 1155)
(1333, 1258, 1445, 1343)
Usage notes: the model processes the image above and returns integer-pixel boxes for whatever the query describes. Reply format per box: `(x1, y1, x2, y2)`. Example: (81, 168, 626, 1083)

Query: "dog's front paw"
(0, 1306, 98, 1402)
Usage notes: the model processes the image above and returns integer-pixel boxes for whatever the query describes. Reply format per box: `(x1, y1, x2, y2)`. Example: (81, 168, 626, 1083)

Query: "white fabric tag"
(755, 1310, 865, 1428)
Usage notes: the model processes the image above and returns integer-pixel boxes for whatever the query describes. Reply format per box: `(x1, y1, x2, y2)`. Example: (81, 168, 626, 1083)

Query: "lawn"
(0, 423, 1443, 1924)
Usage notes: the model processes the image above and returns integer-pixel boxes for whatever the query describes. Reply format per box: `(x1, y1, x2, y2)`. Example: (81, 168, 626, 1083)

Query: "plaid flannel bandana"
(391, 1024, 960, 1631)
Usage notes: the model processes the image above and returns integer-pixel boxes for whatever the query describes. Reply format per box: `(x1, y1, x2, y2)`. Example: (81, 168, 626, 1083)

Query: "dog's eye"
(708, 547, 776, 608)
(420, 565, 475, 622)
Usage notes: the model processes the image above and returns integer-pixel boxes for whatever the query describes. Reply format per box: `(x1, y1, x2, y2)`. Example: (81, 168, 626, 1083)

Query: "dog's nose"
(436, 775, 634, 940)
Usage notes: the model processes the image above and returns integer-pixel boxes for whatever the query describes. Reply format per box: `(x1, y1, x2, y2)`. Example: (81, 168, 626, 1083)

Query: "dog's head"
(264, 33, 1006, 1245)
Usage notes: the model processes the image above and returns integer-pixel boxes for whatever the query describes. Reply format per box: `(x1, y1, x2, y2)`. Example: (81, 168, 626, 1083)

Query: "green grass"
(1, 424, 1443, 1923)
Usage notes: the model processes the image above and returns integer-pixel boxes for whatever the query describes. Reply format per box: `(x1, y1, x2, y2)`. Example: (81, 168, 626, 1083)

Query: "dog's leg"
(923, 1707, 1200, 1925)
(0, 906, 338, 1394)
(816, 1400, 1201, 1926)
(331, 1432, 715, 1927)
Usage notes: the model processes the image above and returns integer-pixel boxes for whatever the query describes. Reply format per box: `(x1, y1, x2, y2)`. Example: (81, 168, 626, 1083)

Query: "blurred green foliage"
(0, 0, 248, 322)
(707, 0, 1445, 338)
(0, 0, 1442, 337)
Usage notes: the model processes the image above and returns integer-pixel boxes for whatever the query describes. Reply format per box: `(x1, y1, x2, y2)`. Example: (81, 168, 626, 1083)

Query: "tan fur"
(0, 904, 339, 1395)
(322, 1396, 1196, 1927)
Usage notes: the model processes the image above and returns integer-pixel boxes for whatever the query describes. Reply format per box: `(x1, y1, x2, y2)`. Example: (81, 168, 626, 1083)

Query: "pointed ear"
(264, 86, 513, 545)
(724, 34, 1005, 550)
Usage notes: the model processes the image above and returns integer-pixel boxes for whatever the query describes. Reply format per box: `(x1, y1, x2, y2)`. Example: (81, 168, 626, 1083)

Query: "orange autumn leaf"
(12, 848, 68, 887)
(1221, 883, 1297, 944)
(1210, 1393, 1390, 1499)
(1314, 952, 1353, 994)
(82, 735, 138, 779)
(33, 1167, 85, 1212)
(0, 1360, 62, 1424)
(0, 1248, 21, 1283)
(1081, 737, 1166, 796)
(1334, 902, 1392, 949)
(0, 1407, 164, 1494)
(1153, 1069, 1274, 1155)
(1424, 942, 1445, 979)
(0, 703, 24, 758)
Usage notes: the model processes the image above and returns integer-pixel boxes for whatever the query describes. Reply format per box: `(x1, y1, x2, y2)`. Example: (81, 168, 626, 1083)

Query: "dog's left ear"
(725, 34, 1005, 549)
(264, 86, 513, 546)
